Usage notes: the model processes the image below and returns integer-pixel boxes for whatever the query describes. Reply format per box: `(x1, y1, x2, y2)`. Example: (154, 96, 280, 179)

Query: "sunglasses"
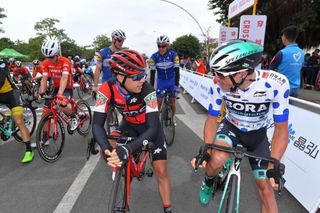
(158, 44, 167, 48)
(116, 39, 124, 43)
(129, 72, 147, 81)
(214, 70, 245, 79)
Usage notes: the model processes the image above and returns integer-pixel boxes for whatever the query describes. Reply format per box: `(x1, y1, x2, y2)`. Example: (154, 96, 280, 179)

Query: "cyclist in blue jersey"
(191, 40, 290, 213)
(149, 35, 180, 126)
(92, 29, 126, 93)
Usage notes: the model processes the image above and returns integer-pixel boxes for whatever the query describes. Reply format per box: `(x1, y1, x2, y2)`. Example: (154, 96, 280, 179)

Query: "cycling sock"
(204, 175, 215, 187)
(25, 141, 32, 152)
(163, 204, 172, 213)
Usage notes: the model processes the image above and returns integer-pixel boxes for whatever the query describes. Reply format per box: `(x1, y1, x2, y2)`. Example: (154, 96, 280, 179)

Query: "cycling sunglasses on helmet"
(157, 44, 167, 48)
(214, 69, 247, 79)
(129, 72, 147, 81)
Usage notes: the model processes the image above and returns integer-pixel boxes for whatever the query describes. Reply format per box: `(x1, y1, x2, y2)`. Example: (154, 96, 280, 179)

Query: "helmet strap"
(118, 75, 132, 95)
(229, 73, 247, 92)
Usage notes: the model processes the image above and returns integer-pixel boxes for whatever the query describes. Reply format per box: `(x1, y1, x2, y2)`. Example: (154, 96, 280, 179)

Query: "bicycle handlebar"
(194, 143, 286, 193)
(106, 135, 155, 151)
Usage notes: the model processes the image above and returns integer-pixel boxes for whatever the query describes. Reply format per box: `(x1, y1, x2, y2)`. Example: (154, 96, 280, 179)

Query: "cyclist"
(73, 56, 85, 83)
(92, 29, 126, 93)
(12, 60, 32, 82)
(32, 59, 42, 81)
(8, 58, 16, 73)
(191, 40, 290, 213)
(92, 49, 173, 213)
(0, 59, 34, 163)
(149, 35, 180, 126)
(39, 37, 77, 131)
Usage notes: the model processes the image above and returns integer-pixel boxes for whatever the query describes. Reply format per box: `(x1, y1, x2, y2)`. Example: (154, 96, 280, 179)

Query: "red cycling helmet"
(109, 49, 146, 76)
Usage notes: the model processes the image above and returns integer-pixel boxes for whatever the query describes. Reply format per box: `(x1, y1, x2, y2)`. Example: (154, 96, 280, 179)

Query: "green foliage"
(0, 7, 7, 33)
(0, 37, 15, 50)
(34, 18, 68, 40)
(93, 34, 111, 51)
(207, 0, 320, 54)
(171, 34, 201, 58)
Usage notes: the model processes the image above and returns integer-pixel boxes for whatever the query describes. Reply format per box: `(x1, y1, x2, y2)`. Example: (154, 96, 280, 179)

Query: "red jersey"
(32, 65, 43, 77)
(42, 56, 73, 89)
(12, 66, 30, 75)
(93, 80, 158, 124)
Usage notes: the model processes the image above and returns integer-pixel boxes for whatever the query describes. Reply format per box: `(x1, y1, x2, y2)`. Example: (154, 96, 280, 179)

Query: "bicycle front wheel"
(76, 100, 92, 136)
(36, 113, 65, 163)
(13, 104, 37, 142)
(160, 105, 175, 146)
(107, 167, 127, 213)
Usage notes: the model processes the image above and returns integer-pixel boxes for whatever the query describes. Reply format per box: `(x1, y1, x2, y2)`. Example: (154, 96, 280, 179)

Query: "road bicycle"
(159, 90, 178, 146)
(0, 104, 36, 142)
(106, 134, 154, 213)
(76, 73, 93, 100)
(35, 95, 92, 162)
(195, 143, 286, 213)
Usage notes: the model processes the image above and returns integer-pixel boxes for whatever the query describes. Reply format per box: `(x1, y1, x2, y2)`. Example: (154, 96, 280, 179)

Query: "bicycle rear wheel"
(76, 100, 92, 136)
(219, 174, 239, 213)
(13, 104, 37, 142)
(160, 105, 175, 146)
(36, 113, 65, 163)
(107, 167, 127, 213)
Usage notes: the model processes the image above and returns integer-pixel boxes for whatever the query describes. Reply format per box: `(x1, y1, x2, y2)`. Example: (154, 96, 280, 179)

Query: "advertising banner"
(239, 15, 267, 46)
(228, 0, 255, 19)
(218, 26, 239, 46)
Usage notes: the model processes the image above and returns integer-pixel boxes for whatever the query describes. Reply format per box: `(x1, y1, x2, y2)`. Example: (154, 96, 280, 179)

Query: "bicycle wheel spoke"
(76, 100, 92, 136)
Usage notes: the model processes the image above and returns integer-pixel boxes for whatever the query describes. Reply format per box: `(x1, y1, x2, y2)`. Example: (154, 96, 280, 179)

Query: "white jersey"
(208, 69, 290, 132)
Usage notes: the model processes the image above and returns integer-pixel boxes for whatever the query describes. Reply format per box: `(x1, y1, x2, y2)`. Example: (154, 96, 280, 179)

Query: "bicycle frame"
(0, 115, 17, 138)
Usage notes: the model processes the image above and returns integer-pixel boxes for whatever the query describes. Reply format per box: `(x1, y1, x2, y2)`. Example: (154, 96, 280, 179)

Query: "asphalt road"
(0, 90, 318, 213)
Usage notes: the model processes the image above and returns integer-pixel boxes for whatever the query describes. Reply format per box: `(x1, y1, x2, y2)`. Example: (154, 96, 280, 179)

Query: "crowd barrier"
(180, 69, 320, 213)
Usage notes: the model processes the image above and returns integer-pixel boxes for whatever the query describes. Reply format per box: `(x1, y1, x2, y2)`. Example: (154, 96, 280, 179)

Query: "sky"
(1, 0, 221, 56)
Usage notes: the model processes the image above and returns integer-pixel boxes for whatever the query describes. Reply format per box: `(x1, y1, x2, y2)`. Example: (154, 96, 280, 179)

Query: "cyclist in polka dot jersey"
(191, 40, 289, 212)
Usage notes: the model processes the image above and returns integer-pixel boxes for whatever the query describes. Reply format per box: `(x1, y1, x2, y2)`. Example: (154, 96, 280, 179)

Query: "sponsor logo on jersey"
(293, 52, 302, 62)
(144, 92, 157, 109)
(253, 91, 267, 97)
(95, 92, 108, 106)
(225, 99, 270, 116)
(268, 72, 287, 85)
(226, 92, 241, 99)
(122, 105, 146, 116)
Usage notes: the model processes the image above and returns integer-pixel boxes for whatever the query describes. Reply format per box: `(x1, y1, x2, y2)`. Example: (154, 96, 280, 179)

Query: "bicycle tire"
(219, 174, 238, 213)
(13, 104, 37, 142)
(160, 105, 175, 146)
(76, 100, 92, 136)
(107, 167, 127, 213)
(32, 83, 43, 104)
(36, 113, 65, 163)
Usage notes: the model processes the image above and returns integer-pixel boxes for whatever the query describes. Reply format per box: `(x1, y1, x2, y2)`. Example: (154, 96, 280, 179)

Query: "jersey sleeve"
(142, 82, 158, 113)
(269, 51, 282, 70)
(149, 54, 156, 70)
(62, 58, 71, 75)
(41, 60, 50, 76)
(92, 82, 111, 113)
(173, 51, 180, 68)
(207, 83, 223, 117)
(271, 73, 290, 122)
(96, 50, 103, 65)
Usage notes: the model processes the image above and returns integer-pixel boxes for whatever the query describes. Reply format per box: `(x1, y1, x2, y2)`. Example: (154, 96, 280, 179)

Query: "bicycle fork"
(218, 158, 241, 213)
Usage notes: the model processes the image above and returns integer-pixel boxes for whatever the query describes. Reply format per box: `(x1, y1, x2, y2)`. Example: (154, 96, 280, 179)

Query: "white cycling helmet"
(41, 37, 60, 57)
(157, 35, 170, 44)
(15, 60, 22, 67)
(111, 30, 126, 40)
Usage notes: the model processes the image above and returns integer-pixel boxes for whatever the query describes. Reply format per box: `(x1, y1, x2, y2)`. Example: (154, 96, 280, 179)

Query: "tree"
(93, 34, 111, 51)
(34, 18, 68, 40)
(171, 34, 201, 58)
(207, 0, 320, 54)
(0, 7, 7, 33)
(0, 37, 15, 50)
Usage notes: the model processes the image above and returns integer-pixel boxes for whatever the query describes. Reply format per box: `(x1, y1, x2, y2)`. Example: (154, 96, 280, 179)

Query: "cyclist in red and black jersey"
(92, 49, 173, 213)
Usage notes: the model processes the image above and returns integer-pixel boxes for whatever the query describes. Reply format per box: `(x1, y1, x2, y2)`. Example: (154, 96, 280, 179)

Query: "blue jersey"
(149, 50, 179, 80)
(270, 43, 304, 89)
(96, 47, 114, 83)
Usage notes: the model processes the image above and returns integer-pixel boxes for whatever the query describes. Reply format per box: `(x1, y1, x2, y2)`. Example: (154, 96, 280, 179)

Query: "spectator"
(194, 56, 207, 74)
(306, 49, 320, 88)
(301, 53, 312, 89)
(270, 25, 304, 97)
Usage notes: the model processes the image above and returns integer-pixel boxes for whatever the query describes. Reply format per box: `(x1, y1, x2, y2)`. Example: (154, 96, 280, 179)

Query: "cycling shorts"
(0, 89, 24, 116)
(215, 119, 270, 179)
(156, 78, 175, 98)
(44, 88, 73, 109)
(115, 119, 167, 161)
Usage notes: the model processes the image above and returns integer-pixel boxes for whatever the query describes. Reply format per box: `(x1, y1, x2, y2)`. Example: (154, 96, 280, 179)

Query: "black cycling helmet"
(210, 39, 263, 74)
(32, 59, 40, 65)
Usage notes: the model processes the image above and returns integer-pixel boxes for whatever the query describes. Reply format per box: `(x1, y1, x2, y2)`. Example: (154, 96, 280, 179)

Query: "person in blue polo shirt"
(270, 25, 304, 97)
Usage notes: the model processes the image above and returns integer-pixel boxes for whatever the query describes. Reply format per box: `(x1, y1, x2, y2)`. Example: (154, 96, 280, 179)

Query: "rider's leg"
(168, 98, 176, 115)
(152, 160, 172, 211)
(256, 179, 278, 213)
